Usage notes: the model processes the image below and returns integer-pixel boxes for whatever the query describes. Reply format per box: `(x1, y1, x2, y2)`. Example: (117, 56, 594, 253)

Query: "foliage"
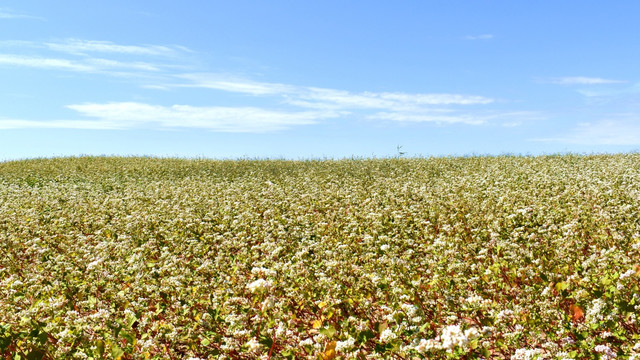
(0, 155, 639, 359)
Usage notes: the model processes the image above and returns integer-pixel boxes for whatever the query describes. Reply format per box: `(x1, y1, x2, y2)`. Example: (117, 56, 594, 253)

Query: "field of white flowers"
(1, 155, 639, 359)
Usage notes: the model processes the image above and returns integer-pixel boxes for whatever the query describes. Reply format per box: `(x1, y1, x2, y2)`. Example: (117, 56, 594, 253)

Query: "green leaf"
(111, 344, 124, 359)
(25, 350, 45, 360)
(0, 336, 11, 350)
(377, 321, 388, 334)
(281, 349, 296, 359)
(555, 282, 569, 292)
(201, 338, 210, 346)
(374, 342, 393, 353)
(37, 332, 48, 345)
(619, 300, 634, 312)
(96, 340, 105, 357)
(121, 331, 135, 346)
(258, 334, 273, 348)
(125, 313, 137, 329)
(319, 325, 336, 338)
(357, 329, 375, 343)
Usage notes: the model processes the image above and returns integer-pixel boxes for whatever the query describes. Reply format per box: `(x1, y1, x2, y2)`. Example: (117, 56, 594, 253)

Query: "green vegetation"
(1, 155, 639, 359)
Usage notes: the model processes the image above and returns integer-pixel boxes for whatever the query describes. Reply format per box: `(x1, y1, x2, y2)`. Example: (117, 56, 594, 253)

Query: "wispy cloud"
(299, 88, 493, 109)
(0, 54, 167, 75)
(70, 102, 340, 132)
(546, 76, 627, 85)
(366, 112, 483, 125)
(0, 38, 522, 132)
(534, 117, 640, 145)
(464, 34, 494, 40)
(0, 8, 42, 20)
(0, 54, 95, 72)
(174, 74, 494, 107)
(45, 39, 190, 56)
(0, 118, 122, 130)
(0, 102, 340, 132)
(177, 74, 295, 95)
(576, 82, 640, 98)
(368, 110, 542, 125)
(168, 75, 500, 125)
(84, 58, 163, 72)
(0, 39, 191, 78)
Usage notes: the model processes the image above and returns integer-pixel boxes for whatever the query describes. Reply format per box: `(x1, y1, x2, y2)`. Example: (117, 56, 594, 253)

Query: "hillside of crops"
(1, 155, 639, 359)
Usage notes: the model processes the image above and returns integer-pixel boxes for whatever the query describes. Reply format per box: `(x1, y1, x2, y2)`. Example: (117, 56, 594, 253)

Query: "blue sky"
(1, 1, 640, 160)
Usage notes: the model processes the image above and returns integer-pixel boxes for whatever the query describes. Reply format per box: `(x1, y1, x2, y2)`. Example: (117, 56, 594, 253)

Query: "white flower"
(86, 258, 102, 270)
(511, 348, 543, 360)
(335, 337, 355, 352)
(251, 267, 277, 277)
(299, 338, 314, 347)
(497, 309, 514, 322)
(620, 269, 636, 280)
(72, 350, 88, 359)
(594, 344, 616, 359)
(465, 294, 484, 304)
(379, 328, 396, 343)
(246, 338, 262, 352)
(246, 278, 272, 293)
(414, 338, 440, 352)
(585, 298, 606, 324)
(560, 337, 574, 346)
(261, 297, 275, 310)
(401, 303, 418, 316)
(440, 324, 478, 350)
(464, 327, 480, 340)
(56, 329, 74, 342)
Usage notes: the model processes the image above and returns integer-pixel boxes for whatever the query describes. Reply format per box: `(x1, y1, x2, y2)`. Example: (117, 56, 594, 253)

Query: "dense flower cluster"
(0, 155, 639, 358)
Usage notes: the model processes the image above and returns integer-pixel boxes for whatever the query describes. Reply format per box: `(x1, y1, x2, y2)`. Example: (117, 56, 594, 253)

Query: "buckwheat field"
(1, 155, 639, 359)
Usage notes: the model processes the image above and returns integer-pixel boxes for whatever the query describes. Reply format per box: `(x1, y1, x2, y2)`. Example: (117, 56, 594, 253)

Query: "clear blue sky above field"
(1, 1, 640, 159)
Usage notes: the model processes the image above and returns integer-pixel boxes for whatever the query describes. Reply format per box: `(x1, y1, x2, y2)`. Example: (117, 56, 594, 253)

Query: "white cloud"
(376, 92, 494, 105)
(0, 39, 190, 79)
(293, 88, 494, 113)
(45, 39, 187, 56)
(0, 54, 95, 72)
(367, 110, 541, 125)
(173, 75, 494, 110)
(65, 102, 340, 132)
(0, 118, 122, 130)
(177, 74, 295, 95)
(148, 75, 506, 127)
(502, 121, 522, 127)
(0, 8, 42, 20)
(535, 118, 640, 145)
(0, 102, 340, 132)
(465, 34, 494, 40)
(0, 37, 513, 131)
(85, 58, 162, 72)
(300, 88, 397, 109)
(0, 54, 166, 74)
(548, 77, 627, 85)
(367, 112, 484, 125)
